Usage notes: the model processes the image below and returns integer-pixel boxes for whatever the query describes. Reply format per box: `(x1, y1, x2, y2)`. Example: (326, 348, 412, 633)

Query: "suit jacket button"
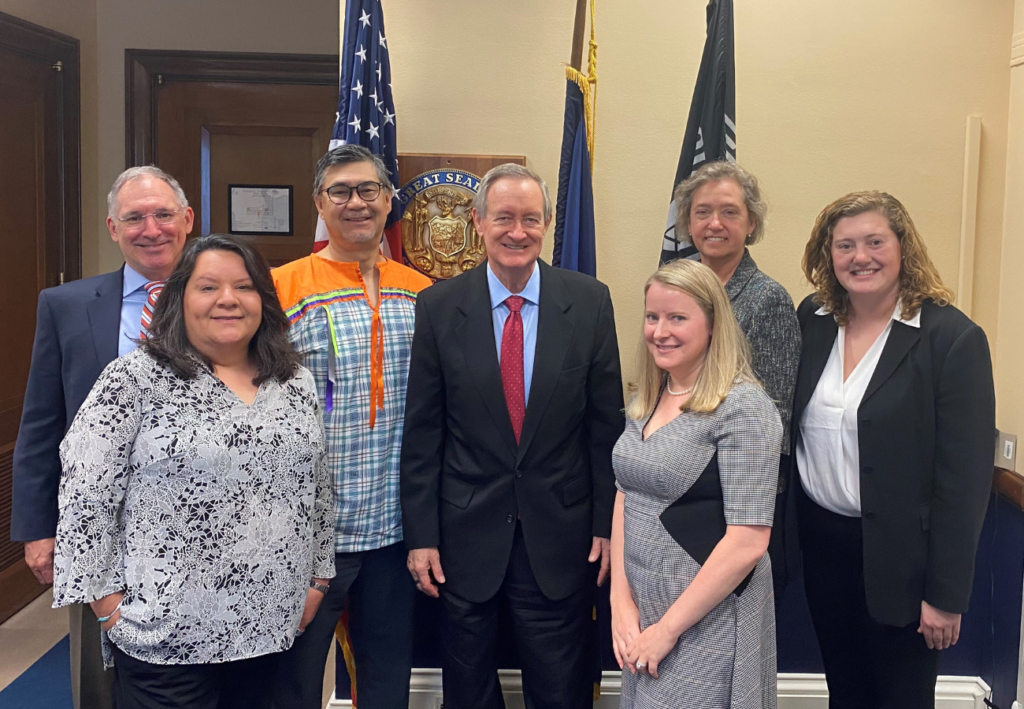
(515, 469, 522, 478)
(862, 419, 872, 429)
(507, 514, 514, 523)
(862, 466, 873, 474)
(864, 511, 875, 519)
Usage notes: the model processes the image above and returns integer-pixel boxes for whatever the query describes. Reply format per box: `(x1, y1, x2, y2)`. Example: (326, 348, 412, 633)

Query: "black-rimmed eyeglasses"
(320, 181, 385, 205)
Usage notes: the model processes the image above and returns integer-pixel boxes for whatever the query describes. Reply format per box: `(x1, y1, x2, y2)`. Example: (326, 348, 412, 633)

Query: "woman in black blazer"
(793, 191, 995, 708)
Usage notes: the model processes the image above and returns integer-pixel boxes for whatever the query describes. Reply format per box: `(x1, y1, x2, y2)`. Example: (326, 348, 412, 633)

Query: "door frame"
(0, 10, 82, 284)
(0, 10, 81, 625)
(125, 50, 340, 168)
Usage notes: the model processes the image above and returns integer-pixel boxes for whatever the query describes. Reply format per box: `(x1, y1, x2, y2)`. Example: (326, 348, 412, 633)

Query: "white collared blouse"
(796, 304, 922, 517)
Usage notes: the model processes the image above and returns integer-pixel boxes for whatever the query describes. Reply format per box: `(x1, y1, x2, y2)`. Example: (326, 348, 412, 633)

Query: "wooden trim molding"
(0, 10, 82, 283)
(124, 49, 340, 168)
(994, 467, 1024, 511)
(1011, 31, 1024, 68)
(329, 670, 992, 709)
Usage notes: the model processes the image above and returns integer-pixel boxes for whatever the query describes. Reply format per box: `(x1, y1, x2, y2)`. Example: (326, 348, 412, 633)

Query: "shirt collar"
(122, 262, 151, 297)
(487, 261, 540, 310)
(814, 301, 922, 328)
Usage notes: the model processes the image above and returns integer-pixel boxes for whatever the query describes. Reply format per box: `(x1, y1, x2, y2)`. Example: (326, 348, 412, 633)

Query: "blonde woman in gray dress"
(610, 258, 781, 708)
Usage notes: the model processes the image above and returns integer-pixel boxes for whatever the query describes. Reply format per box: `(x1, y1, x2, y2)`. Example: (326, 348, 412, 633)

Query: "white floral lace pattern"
(52, 349, 335, 665)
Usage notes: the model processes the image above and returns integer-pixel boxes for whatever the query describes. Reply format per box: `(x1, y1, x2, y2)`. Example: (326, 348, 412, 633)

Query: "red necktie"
(139, 281, 164, 339)
(500, 295, 526, 444)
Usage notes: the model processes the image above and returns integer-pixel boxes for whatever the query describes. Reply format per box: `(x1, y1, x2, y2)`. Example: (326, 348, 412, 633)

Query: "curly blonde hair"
(803, 191, 953, 325)
(626, 259, 759, 421)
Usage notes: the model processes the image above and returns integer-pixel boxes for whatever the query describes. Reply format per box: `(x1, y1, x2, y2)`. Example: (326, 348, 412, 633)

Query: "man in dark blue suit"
(11, 166, 192, 709)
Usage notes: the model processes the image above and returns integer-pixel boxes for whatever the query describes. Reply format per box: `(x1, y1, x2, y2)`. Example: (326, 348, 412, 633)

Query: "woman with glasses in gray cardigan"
(672, 161, 801, 604)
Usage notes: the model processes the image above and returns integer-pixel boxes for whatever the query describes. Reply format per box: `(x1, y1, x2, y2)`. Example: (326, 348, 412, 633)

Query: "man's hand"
(90, 592, 125, 632)
(589, 536, 610, 586)
(299, 579, 330, 633)
(918, 600, 961, 650)
(25, 538, 55, 585)
(407, 548, 445, 598)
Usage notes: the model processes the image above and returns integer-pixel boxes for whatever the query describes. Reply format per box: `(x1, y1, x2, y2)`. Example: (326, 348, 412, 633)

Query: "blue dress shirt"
(487, 262, 540, 406)
(119, 264, 151, 357)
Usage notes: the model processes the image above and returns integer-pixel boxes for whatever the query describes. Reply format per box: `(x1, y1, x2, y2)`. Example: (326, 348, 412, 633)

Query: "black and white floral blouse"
(52, 348, 335, 665)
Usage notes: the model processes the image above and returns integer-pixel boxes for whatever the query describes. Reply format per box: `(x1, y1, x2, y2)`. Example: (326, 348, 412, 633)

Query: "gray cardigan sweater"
(700, 249, 801, 454)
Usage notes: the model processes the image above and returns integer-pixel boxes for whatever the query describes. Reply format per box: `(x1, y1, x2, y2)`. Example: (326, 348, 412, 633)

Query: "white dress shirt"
(796, 304, 921, 517)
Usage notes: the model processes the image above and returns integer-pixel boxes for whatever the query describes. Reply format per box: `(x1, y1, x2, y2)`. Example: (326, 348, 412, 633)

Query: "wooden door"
(155, 81, 336, 265)
(0, 11, 81, 624)
(124, 52, 340, 268)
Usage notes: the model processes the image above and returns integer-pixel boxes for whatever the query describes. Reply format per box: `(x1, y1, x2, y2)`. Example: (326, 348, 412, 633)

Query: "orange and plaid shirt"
(274, 254, 432, 552)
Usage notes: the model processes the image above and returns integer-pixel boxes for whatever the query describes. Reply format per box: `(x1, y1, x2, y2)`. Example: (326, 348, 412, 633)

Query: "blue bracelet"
(97, 599, 123, 624)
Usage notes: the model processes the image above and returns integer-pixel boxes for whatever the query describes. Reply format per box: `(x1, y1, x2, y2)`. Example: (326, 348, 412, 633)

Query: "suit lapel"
(454, 265, 518, 456)
(862, 320, 920, 404)
(516, 262, 573, 465)
(794, 311, 837, 420)
(87, 268, 124, 368)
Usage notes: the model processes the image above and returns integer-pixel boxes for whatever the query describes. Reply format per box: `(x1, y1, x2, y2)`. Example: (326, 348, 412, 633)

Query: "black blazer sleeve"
(400, 291, 446, 550)
(11, 289, 67, 542)
(585, 285, 625, 539)
(926, 323, 995, 614)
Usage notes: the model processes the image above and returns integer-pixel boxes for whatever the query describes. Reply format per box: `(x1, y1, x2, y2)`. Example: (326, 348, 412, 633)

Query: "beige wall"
(0, 0, 99, 277)
(385, 0, 1014, 428)
(996, 0, 1024, 439)
(4, 0, 1018, 433)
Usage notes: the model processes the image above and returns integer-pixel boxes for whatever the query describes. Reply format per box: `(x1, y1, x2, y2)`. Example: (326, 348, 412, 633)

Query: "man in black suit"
(11, 166, 192, 709)
(401, 163, 624, 708)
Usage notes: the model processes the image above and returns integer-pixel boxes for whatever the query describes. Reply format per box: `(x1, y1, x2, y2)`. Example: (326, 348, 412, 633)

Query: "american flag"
(314, 0, 402, 257)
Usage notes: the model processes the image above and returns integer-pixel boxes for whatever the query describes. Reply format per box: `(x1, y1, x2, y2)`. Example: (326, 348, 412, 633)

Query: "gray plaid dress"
(613, 382, 781, 708)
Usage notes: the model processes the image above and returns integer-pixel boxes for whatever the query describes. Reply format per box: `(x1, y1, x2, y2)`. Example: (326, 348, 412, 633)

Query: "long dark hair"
(143, 234, 300, 385)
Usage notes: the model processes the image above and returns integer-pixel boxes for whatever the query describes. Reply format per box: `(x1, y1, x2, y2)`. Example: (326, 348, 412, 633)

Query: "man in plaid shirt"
(272, 145, 432, 709)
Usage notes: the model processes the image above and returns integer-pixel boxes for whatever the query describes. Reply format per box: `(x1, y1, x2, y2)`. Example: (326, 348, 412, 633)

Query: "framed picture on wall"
(228, 185, 294, 236)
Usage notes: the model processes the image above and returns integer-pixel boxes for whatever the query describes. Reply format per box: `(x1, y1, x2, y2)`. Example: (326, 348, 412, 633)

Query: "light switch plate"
(996, 430, 1017, 472)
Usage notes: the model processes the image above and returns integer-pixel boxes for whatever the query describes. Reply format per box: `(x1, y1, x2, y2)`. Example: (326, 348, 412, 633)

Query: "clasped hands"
(611, 595, 679, 680)
(407, 537, 611, 598)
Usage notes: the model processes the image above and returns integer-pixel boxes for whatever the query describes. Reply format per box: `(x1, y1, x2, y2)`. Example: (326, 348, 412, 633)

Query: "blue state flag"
(552, 78, 596, 277)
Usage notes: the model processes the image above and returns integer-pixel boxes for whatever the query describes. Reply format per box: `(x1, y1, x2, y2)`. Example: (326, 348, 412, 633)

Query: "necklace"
(666, 379, 694, 396)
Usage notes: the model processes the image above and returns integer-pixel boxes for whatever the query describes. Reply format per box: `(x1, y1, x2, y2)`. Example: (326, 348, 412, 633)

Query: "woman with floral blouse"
(52, 234, 335, 709)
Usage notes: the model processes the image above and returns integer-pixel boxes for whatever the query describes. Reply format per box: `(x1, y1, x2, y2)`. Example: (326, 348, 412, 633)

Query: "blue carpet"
(0, 635, 73, 709)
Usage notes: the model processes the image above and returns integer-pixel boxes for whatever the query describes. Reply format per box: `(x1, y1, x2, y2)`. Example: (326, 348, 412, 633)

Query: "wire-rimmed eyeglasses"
(116, 209, 182, 228)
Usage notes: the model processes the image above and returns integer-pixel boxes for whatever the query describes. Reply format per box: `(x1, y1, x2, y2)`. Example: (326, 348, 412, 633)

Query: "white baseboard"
(327, 669, 992, 709)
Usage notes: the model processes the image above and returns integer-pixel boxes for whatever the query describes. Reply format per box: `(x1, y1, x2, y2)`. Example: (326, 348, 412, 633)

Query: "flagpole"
(570, 0, 587, 71)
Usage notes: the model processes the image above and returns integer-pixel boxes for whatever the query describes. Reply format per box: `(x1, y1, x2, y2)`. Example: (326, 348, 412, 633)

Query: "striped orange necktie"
(139, 281, 165, 339)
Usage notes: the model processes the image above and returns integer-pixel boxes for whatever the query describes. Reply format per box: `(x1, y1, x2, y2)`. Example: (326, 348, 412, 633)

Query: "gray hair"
(313, 145, 392, 196)
(107, 166, 189, 219)
(673, 161, 767, 246)
(472, 163, 552, 223)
